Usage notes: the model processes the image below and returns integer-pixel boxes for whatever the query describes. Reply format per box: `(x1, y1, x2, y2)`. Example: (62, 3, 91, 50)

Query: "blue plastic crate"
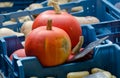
(105, 0, 120, 10)
(0, 25, 96, 78)
(0, 15, 5, 26)
(0, 0, 119, 30)
(0, 0, 46, 14)
(90, 20, 120, 46)
(29, 0, 119, 22)
(0, 35, 24, 77)
(107, 0, 120, 4)
(12, 44, 120, 78)
(102, 0, 120, 19)
(0, 10, 34, 32)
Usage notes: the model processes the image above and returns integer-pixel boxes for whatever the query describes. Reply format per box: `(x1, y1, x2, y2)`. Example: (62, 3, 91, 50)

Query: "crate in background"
(106, 0, 120, 9)
(30, 0, 119, 22)
(102, 0, 120, 19)
(0, 10, 34, 32)
(90, 20, 120, 46)
(0, 0, 46, 14)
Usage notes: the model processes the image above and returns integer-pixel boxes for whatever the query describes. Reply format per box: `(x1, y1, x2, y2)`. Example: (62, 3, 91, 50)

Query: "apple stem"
(72, 36, 84, 54)
(47, 19, 52, 30)
(48, 0, 61, 14)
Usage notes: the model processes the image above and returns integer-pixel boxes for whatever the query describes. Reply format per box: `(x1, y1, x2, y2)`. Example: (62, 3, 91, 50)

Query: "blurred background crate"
(0, 0, 45, 14)
(29, 0, 119, 22)
(102, 0, 120, 19)
(90, 20, 120, 46)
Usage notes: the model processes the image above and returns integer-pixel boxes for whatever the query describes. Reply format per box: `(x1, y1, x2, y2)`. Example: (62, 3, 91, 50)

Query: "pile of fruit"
(67, 68, 116, 78)
(10, 0, 83, 67)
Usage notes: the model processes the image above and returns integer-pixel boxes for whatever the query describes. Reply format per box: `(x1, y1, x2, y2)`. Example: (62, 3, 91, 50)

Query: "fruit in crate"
(26, 3, 43, 10)
(10, 49, 26, 60)
(18, 16, 32, 23)
(32, 0, 82, 49)
(74, 16, 100, 25)
(24, 3, 43, 18)
(0, 2, 13, 8)
(3, 21, 17, 25)
(20, 20, 33, 38)
(25, 19, 71, 66)
(71, 6, 83, 12)
(0, 28, 24, 37)
(67, 68, 116, 78)
(17, 10, 32, 23)
(5, 10, 32, 23)
(67, 71, 90, 78)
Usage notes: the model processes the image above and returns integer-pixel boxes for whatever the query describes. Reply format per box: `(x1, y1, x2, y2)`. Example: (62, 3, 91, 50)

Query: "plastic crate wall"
(0, 11, 34, 32)
(102, 0, 120, 19)
(0, 38, 5, 72)
(12, 44, 120, 78)
(90, 20, 120, 46)
(0, 36, 24, 78)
